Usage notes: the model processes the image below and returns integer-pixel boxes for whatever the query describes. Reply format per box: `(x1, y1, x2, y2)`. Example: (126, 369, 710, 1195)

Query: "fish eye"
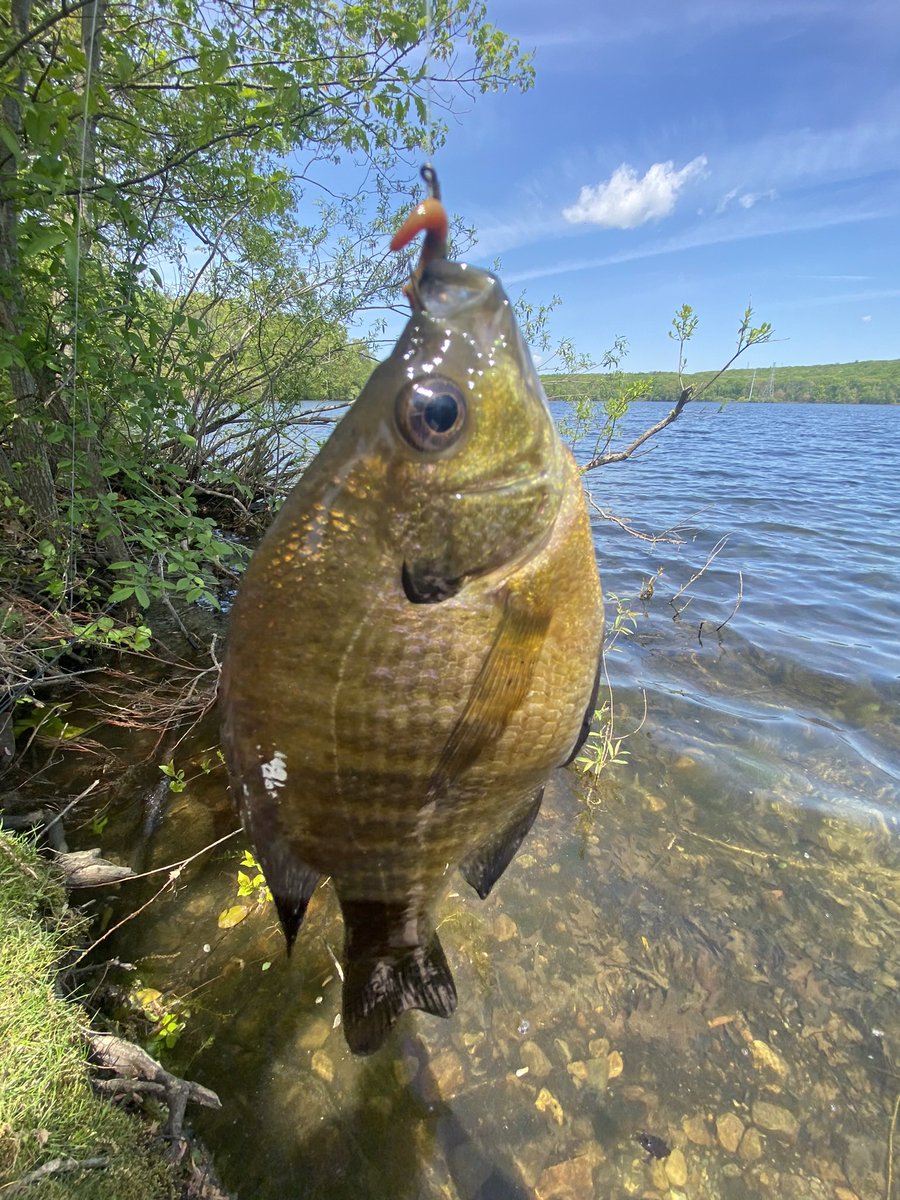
(396, 377, 467, 452)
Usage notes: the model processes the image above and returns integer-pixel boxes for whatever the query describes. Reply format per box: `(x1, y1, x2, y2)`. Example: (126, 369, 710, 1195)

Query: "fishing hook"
(390, 164, 448, 309)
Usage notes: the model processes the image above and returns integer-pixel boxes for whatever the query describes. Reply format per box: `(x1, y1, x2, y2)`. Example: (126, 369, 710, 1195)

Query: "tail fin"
(340, 903, 457, 1055)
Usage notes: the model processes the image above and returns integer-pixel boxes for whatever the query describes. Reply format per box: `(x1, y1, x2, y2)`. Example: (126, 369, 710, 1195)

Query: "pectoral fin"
(459, 786, 545, 899)
(426, 589, 551, 801)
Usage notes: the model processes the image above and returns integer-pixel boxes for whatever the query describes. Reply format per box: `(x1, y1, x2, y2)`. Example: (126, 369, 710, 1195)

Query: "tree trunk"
(0, 0, 61, 538)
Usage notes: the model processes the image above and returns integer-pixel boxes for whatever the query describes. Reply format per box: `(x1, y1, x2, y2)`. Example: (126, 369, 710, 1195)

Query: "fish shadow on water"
(189, 935, 531, 1200)
(279, 1032, 531, 1200)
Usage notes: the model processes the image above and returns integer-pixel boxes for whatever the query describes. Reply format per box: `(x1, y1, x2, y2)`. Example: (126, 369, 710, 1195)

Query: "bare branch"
(586, 494, 687, 546)
(670, 536, 729, 618)
(583, 386, 693, 472)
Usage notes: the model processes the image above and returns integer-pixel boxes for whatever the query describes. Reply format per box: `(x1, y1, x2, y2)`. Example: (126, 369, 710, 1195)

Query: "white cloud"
(862, 314, 872, 321)
(716, 187, 778, 214)
(739, 189, 778, 209)
(504, 205, 891, 286)
(562, 156, 708, 229)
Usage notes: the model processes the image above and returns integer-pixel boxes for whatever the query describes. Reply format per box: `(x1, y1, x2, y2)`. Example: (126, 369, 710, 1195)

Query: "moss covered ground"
(0, 832, 177, 1199)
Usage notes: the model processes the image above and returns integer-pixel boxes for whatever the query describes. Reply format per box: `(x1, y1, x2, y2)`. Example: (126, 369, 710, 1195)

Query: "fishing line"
(423, 0, 436, 164)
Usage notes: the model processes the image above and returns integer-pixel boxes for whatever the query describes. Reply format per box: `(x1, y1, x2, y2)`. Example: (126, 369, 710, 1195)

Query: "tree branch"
(0, 0, 96, 72)
(583, 386, 693, 472)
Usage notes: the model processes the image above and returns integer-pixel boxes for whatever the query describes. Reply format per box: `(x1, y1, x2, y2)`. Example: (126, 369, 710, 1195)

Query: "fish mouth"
(441, 464, 554, 498)
(401, 470, 558, 605)
(401, 561, 464, 604)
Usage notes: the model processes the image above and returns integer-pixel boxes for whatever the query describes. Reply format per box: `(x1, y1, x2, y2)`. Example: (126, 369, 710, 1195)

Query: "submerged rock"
(752, 1099, 799, 1140)
(682, 1114, 714, 1146)
(521, 1040, 553, 1078)
(716, 1111, 744, 1153)
(311, 1050, 333, 1083)
(535, 1087, 564, 1125)
(493, 913, 519, 942)
(749, 1037, 788, 1076)
(739, 1126, 764, 1162)
(297, 1018, 331, 1050)
(422, 1050, 465, 1101)
(664, 1147, 688, 1187)
(566, 1056, 608, 1092)
(535, 1154, 593, 1199)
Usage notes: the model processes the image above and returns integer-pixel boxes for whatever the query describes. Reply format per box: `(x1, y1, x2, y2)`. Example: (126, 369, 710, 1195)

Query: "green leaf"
(0, 124, 20, 160)
(21, 228, 67, 257)
(218, 905, 249, 929)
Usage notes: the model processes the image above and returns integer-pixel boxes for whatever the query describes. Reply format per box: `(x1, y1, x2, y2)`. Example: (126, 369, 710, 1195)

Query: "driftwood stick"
(56, 848, 135, 888)
(87, 1032, 221, 1141)
(94, 1077, 168, 1097)
(0, 1156, 108, 1196)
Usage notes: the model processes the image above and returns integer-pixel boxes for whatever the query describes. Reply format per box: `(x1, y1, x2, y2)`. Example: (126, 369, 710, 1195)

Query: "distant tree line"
(542, 359, 900, 406)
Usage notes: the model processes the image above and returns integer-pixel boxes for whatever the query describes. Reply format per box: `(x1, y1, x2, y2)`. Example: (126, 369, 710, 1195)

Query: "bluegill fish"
(220, 179, 604, 1055)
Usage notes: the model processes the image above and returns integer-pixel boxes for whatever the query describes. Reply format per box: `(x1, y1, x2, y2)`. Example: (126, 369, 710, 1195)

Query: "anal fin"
(459, 786, 544, 900)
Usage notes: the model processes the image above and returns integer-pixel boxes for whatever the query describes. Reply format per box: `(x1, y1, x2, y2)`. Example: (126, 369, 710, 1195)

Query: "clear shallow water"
(86, 402, 897, 1200)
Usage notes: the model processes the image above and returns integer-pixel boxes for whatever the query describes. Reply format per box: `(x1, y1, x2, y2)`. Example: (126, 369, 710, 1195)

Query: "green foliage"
(128, 985, 190, 1056)
(575, 596, 640, 793)
(68, 616, 152, 652)
(159, 760, 186, 794)
(555, 334, 654, 456)
(236, 849, 273, 905)
(217, 848, 272, 930)
(575, 701, 631, 778)
(12, 697, 86, 743)
(0, 0, 532, 622)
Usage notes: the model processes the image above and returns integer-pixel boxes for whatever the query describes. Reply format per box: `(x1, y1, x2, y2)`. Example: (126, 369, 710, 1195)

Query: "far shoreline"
(541, 357, 900, 405)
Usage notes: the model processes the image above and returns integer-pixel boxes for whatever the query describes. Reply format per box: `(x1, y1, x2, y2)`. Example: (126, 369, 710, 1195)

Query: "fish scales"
(221, 239, 604, 1054)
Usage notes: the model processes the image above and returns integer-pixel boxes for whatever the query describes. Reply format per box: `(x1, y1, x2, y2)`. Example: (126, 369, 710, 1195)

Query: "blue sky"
(424, 0, 900, 371)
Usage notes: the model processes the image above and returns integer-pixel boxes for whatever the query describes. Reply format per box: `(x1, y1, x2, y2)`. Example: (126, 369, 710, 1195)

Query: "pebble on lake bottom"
(682, 1115, 714, 1146)
(739, 1127, 764, 1162)
(664, 1147, 688, 1187)
(493, 913, 518, 942)
(535, 1087, 565, 1125)
(421, 1050, 465, 1102)
(751, 1100, 799, 1141)
(296, 1018, 331, 1050)
(716, 1112, 744, 1153)
(310, 1050, 333, 1083)
(521, 1040, 553, 1077)
(534, 1154, 594, 1200)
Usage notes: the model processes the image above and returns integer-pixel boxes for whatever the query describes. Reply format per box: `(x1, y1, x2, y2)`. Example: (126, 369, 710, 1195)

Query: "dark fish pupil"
(396, 375, 466, 451)
(423, 392, 459, 433)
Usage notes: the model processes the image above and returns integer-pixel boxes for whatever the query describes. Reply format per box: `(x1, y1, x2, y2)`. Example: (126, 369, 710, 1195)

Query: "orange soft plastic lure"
(391, 165, 449, 307)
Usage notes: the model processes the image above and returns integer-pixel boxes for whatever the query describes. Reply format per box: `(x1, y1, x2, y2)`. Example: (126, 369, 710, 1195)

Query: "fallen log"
(56, 848, 135, 888)
(87, 1032, 221, 1142)
(0, 808, 68, 851)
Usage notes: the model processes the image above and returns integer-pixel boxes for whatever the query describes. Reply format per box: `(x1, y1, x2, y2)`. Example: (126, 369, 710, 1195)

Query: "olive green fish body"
(221, 260, 603, 1053)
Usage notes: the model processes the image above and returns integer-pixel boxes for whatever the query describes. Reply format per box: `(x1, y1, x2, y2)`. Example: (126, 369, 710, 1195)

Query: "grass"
(0, 832, 176, 1199)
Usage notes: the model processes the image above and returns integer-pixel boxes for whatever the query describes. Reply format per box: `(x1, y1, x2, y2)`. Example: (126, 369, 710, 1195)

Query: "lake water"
(86, 401, 898, 1200)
